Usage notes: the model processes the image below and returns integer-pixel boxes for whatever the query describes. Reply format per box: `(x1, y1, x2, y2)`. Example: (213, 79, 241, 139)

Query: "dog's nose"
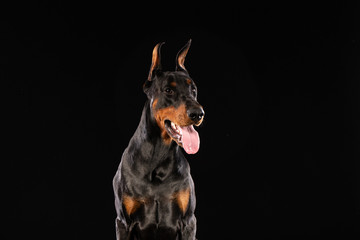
(187, 107, 205, 123)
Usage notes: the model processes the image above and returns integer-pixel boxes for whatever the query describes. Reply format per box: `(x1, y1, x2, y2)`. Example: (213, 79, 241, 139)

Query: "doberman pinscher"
(113, 40, 204, 240)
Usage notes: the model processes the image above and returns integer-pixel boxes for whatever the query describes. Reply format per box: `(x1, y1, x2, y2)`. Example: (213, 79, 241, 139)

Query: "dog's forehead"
(159, 72, 194, 87)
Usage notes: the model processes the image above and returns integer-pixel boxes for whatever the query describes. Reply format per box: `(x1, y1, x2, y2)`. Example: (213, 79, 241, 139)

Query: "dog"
(113, 39, 204, 239)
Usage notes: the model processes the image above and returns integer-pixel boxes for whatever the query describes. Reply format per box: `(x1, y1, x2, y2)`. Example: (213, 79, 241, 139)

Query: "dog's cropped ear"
(147, 42, 164, 81)
(175, 39, 192, 73)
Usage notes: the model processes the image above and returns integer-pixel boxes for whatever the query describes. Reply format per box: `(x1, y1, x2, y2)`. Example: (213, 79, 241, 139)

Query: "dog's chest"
(122, 185, 191, 220)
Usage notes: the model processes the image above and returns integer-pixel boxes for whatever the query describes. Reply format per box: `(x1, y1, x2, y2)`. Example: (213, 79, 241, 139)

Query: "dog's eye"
(164, 87, 174, 95)
(191, 88, 197, 97)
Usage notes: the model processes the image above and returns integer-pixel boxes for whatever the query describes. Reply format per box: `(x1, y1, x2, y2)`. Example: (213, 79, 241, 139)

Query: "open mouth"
(164, 120, 200, 154)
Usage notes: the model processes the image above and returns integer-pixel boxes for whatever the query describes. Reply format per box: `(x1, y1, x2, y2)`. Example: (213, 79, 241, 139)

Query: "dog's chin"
(164, 120, 200, 154)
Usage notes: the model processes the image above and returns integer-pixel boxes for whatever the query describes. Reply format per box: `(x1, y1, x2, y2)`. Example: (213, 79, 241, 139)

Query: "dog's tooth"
(171, 122, 176, 129)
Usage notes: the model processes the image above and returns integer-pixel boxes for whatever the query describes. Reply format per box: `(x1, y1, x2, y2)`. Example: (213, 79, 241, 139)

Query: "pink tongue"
(180, 125, 200, 154)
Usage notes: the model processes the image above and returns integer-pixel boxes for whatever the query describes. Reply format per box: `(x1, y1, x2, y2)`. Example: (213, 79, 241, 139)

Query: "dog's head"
(143, 40, 204, 154)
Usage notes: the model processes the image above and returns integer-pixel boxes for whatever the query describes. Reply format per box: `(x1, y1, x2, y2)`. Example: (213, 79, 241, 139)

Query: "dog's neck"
(129, 100, 180, 163)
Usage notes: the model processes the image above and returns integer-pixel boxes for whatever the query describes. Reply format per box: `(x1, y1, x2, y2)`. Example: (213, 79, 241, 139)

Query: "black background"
(3, 1, 360, 239)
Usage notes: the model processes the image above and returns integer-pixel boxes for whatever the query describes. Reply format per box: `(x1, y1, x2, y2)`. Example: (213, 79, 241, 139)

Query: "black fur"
(113, 41, 203, 240)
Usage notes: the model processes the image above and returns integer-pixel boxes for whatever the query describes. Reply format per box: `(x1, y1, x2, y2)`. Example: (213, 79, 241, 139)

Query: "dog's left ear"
(175, 39, 192, 73)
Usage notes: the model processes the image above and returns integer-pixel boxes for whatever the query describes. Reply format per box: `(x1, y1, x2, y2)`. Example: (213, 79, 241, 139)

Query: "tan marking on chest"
(123, 195, 143, 216)
(174, 188, 190, 214)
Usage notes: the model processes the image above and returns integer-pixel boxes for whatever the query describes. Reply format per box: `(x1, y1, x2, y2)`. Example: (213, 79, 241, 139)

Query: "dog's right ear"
(144, 42, 164, 95)
(147, 42, 164, 81)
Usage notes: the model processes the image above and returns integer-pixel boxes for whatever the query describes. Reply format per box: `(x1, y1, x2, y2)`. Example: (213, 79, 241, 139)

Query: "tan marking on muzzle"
(152, 103, 192, 144)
